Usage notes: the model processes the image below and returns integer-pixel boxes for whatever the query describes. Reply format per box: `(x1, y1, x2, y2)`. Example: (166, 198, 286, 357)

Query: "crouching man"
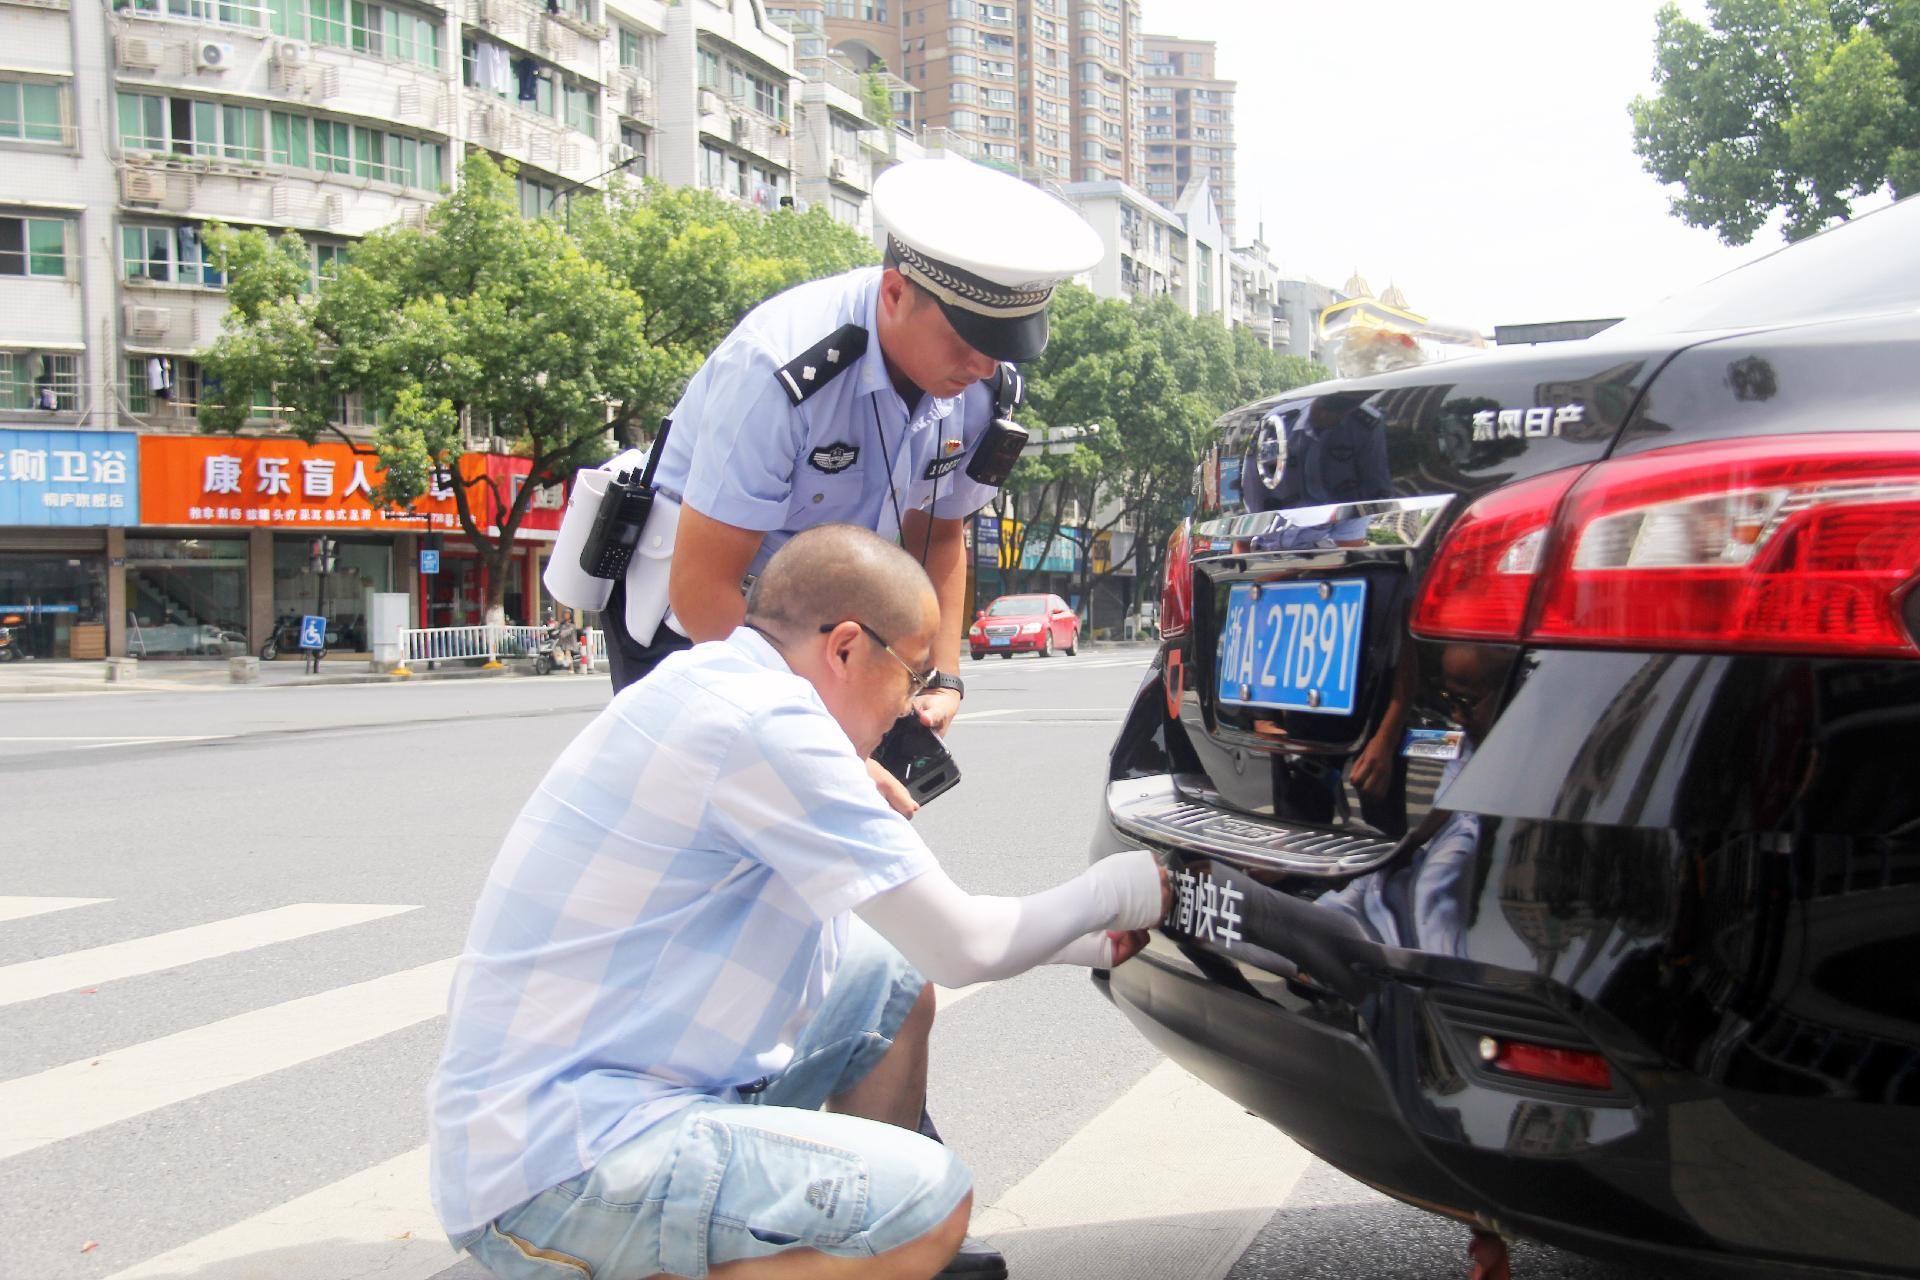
(428, 524, 1169, 1280)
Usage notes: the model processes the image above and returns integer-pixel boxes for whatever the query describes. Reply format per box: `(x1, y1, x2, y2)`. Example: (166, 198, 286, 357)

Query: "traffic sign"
(299, 615, 327, 651)
(420, 549, 440, 575)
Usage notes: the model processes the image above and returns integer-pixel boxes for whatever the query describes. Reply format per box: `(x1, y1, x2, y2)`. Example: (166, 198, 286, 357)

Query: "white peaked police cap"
(872, 158, 1104, 364)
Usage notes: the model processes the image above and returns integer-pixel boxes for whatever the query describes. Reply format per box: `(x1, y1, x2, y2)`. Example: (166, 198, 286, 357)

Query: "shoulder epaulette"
(776, 323, 869, 406)
(987, 362, 1024, 416)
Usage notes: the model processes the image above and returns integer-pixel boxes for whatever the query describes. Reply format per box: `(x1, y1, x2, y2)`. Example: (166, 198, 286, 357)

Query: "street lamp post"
(558, 153, 642, 232)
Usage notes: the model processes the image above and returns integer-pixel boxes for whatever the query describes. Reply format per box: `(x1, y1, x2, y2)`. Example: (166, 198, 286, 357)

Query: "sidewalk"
(0, 656, 540, 696)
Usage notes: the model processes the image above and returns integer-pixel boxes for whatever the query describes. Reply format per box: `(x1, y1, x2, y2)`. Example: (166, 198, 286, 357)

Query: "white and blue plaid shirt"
(427, 627, 937, 1235)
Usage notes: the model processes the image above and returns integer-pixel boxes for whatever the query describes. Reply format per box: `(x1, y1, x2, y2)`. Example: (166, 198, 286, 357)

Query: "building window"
(616, 26, 654, 75)
(564, 83, 598, 139)
(698, 49, 721, 88)
(313, 242, 349, 285)
(122, 224, 223, 287)
(619, 125, 650, 179)
(517, 175, 557, 219)
(0, 216, 67, 279)
(700, 142, 725, 190)
(126, 356, 203, 417)
(117, 92, 167, 151)
(0, 351, 78, 412)
(0, 79, 67, 146)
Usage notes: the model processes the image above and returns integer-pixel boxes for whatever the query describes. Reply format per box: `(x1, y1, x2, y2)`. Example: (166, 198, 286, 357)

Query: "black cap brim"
(938, 300, 1050, 365)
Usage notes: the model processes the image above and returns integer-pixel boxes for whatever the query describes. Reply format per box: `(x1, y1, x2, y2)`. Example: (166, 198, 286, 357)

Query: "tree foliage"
(199, 154, 874, 612)
(569, 179, 876, 443)
(1631, 0, 1920, 244)
(992, 285, 1326, 610)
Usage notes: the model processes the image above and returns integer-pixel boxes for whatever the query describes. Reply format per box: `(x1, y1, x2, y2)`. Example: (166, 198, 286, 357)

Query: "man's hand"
(1348, 725, 1397, 801)
(1106, 929, 1152, 967)
(913, 687, 963, 736)
(867, 756, 919, 818)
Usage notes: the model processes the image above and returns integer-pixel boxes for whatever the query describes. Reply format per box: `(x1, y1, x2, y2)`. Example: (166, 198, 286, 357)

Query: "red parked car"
(969, 593, 1079, 659)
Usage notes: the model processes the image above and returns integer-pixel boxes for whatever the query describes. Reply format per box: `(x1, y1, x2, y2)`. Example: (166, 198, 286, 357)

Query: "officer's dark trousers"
(604, 576, 694, 693)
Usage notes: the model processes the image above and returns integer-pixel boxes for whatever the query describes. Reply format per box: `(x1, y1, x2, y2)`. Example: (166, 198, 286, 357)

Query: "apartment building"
(1140, 33, 1233, 241)
(0, 0, 889, 662)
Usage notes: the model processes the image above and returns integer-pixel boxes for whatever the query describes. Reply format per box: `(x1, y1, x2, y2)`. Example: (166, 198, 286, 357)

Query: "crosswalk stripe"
(0, 902, 419, 1008)
(973, 1059, 1312, 1280)
(100, 1146, 458, 1280)
(0, 957, 457, 1160)
(0, 896, 108, 924)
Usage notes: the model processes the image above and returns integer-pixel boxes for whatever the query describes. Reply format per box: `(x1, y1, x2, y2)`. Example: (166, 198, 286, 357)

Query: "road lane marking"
(0, 896, 108, 924)
(935, 983, 982, 1009)
(0, 903, 420, 1008)
(0, 957, 457, 1160)
(973, 1060, 1313, 1280)
(100, 1145, 458, 1280)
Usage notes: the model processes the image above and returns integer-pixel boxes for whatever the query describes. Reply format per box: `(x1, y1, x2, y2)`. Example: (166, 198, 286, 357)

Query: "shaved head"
(746, 525, 935, 645)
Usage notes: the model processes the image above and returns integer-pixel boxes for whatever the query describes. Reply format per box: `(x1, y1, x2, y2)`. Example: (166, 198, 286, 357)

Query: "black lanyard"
(869, 394, 947, 570)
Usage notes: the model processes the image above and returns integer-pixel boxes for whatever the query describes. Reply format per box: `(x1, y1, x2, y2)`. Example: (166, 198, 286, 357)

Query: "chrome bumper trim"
(1106, 775, 1399, 877)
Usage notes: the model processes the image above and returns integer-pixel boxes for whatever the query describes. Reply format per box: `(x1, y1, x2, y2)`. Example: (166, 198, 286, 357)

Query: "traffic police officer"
(554, 158, 1103, 729)
(542, 158, 1102, 1279)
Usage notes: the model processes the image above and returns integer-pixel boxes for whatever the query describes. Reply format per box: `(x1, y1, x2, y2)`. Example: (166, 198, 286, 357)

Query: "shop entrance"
(0, 552, 108, 660)
(124, 536, 249, 658)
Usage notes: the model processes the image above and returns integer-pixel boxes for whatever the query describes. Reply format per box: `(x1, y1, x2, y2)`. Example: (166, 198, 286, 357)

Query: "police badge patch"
(808, 442, 860, 474)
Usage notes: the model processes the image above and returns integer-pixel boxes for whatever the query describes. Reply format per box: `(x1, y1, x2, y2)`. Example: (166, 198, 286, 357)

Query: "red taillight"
(1480, 1037, 1614, 1091)
(1160, 518, 1192, 639)
(1410, 468, 1586, 641)
(1415, 433, 1920, 658)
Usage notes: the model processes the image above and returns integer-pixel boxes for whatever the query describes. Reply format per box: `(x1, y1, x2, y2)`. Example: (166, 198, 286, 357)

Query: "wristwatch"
(925, 671, 965, 699)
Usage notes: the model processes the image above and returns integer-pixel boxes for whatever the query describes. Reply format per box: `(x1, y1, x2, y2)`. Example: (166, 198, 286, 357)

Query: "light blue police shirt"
(426, 626, 938, 1236)
(649, 265, 1003, 577)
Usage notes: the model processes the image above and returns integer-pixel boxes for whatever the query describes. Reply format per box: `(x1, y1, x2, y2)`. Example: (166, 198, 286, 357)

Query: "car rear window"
(1617, 196, 1920, 335)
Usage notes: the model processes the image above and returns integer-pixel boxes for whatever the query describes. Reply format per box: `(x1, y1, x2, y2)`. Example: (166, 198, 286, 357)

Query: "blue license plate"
(990, 637, 1011, 646)
(1215, 580, 1367, 715)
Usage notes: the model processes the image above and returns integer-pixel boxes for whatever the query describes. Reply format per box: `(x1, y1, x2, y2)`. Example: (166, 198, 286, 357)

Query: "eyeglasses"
(821, 620, 935, 699)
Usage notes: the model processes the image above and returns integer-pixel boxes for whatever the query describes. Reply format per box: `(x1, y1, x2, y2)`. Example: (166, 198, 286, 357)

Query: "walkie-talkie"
(579, 418, 673, 580)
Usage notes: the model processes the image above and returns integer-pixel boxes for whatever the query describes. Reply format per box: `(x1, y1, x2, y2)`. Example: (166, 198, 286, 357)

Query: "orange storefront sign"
(138, 436, 558, 534)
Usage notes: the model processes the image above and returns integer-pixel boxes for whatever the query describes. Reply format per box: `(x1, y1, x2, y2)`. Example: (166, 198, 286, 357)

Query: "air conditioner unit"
(275, 40, 309, 63)
(125, 304, 172, 340)
(269, 184, 302, 219)
(730, 115, 750, 144)
(321, 193, 344, 226)
(269, 59, 311, 96)
(610, 143, 635, 167)
(123, 169, 169, 204)
(116, 35, 161, 71)
(398, 203, 428, 229)
(477, 0, 508, 26)
(195, 41, 236, 71)
(317, 67, 343, 99)
(625, 83, 650, 117)
(829, 155, 847, 180)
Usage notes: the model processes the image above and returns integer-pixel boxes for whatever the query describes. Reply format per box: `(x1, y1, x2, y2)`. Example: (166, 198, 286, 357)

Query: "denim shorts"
(456, 922, 971, 1280)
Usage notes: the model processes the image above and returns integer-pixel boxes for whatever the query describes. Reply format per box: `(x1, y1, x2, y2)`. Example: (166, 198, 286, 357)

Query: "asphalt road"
(0, 650, 1650, 1280)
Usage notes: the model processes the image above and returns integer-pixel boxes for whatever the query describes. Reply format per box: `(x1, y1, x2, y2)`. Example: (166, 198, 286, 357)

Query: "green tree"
(201, 155, 652, 614)
(1631, 0, 1920, 244)
(200, 158, 876, 617)
(570, 180, 877, 444)
(859, 65, 895, 130)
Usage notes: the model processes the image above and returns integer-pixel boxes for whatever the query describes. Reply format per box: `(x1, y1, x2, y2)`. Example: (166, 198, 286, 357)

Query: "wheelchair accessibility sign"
(299, 616, 327, 651)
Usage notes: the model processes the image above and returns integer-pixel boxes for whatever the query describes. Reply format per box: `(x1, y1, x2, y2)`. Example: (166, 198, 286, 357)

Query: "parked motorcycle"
(0, 623, 22, 662)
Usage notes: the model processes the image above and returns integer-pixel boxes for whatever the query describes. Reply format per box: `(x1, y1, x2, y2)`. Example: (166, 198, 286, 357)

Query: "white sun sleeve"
(853, 850, 1165, 988)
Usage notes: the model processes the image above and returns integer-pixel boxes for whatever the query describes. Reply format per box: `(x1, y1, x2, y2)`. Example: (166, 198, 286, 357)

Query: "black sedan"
(1091, 196, 1920, 1277)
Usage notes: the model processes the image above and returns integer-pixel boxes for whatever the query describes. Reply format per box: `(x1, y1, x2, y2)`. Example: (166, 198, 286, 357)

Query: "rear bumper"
(1089, 823, 1920, 1276)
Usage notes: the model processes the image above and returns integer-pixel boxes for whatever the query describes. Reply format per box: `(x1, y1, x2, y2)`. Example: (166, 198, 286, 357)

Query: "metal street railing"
(394, 624, 604, 672)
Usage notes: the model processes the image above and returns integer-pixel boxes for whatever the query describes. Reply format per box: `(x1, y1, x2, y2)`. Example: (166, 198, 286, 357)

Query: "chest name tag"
(808, 443, 859, 474)
(923, 454, 966, 481)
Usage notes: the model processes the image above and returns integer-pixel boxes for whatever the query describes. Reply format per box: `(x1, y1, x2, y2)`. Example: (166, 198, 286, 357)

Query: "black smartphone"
(873, 713, 961, 806)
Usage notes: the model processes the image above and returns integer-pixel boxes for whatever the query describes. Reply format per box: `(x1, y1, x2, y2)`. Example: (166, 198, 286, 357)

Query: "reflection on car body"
(1091, 196, 1920, 1276)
